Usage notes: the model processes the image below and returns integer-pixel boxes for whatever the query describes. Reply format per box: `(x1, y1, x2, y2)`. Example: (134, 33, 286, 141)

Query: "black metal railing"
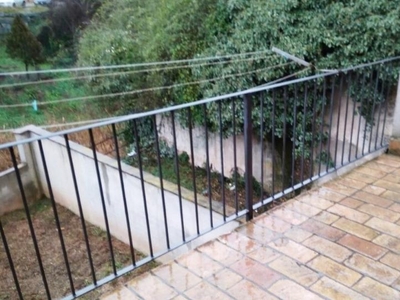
(0, 57, 399, 299)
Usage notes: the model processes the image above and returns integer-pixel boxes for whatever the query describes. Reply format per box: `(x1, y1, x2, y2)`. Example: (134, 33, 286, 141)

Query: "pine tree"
(6, 15, 43, 77)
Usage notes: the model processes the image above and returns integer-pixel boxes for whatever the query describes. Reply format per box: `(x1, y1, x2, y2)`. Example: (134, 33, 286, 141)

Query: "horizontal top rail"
(1, 56, 399, 150)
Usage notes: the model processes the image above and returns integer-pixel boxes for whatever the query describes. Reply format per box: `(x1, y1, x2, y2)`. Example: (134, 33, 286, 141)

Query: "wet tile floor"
(102, 154, 400, 299)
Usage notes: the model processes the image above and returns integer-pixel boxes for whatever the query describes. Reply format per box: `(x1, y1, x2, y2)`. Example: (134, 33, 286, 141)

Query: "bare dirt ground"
(0, 198, 157, 300)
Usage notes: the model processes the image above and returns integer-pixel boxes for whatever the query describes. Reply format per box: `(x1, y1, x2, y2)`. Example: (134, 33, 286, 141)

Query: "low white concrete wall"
(22, 126, 237, 256)
(325, 88, 393, 167)
(157, 115, 275, 188)
(0, 163, 42, 216)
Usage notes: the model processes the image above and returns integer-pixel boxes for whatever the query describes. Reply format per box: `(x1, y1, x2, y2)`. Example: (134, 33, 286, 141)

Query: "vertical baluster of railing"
(300, 82, 308, 184)
(88, 129, 116, 275)
(0, 220, 23, 300)
(132, 120, 154, 255)
(218, 101, 226, 220)
(375, 66, 388, 150)
(170, 111, 186, 242)
(38, 140, 75, 296)
(355, 72, 367, 158)
(259, 93, 265, 204)
(362, 68, 376, 156)
(282, 87, 288, 192)
(380, 62, 393, 147)
(291, 85, 298, 188)
(271, 90, 276, 200)
(342, 72, 352, 165)
(232, 99, 239, 215)
(326, 76, 336, 172)
(349, 71, 359, 162)
(153, 116, 172, 247)
(187, 109, 200, 234)
(318, 77, 327, 176)
(243, 94, 253, 221)
(9, 146, 51, 299)
(64, 134, 96, 285)
(334, 75, 344, 168)
(111, 124, 136, 265)
(310, 80, 318, 178)
(203, 104, 213, 228)
(368, 66, 381, 152)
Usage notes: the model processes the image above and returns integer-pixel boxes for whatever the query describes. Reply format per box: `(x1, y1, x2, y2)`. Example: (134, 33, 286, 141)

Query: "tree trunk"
(25, 63, 29, 79)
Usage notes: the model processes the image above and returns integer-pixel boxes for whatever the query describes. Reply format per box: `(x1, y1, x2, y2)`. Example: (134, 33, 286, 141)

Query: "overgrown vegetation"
(6, 15, 43, 74)
(78, 0, 400, 188)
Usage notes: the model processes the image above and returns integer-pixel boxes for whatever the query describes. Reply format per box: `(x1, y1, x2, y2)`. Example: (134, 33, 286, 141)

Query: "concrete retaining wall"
(20, 126, 237, 256)
(0, 163, 41, 216)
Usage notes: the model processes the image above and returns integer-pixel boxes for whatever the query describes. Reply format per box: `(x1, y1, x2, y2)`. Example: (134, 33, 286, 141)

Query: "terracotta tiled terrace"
(102, 154, 400, 300)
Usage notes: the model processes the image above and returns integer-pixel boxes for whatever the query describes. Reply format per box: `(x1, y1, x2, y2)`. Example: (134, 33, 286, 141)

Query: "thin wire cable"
(0, 62, 294, 108)
(0, 65, 305, 133)
(0, 117, 116, 133)
(0, 50, 275, 77)
(0, 55, 276, 89)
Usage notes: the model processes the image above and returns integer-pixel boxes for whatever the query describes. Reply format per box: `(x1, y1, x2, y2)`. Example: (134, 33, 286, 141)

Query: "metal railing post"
(243, 94, 254, 221)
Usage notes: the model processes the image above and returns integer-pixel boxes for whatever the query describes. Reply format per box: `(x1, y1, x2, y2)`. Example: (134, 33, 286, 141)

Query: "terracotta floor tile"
(198, 240, 243, 266)
(303, 235, 352, 262)
(268, 237, 318, 263)
(127, 273, 177, 300)
(285, 201, 322, 217)
(271, 208, 309, 225)
(247, 246, 281, 264)
(307, 256, 361, 287)
(236, 223, 280, 244)
(313, 188, 346, 202)
(338, 234, 387, 259)
(363, 185, 386, 196)
(373, 234, 400, 254)
(301, 219, 346, 241)
(327, 203, 371, 223)
(340, 197, 364, 209)
(253, 215, 292, 233)
(353, 277, 400, 299)
(310, 277, 368, 300)
(284, 227, 313, 243)
(153, 263, 201, 292)
(352, 191, 393, 208)
(230, 257, 282, 289)
(358, 204, 400, 223)
(345, 253, 400, 285)
(176, 251, 223, 278)
(227, 279, 278, 300)
(300, 193, 334, 210)
(206, 268, 242, 290)
(185, 281, 231, 300)
(380, 252, 400, 271)
(313, 211, 340, 225)
(218, 231, 261, 254)
(347, 171, 378, 184)
(268, 255, 319, 286)
(269, 279, 323, 300)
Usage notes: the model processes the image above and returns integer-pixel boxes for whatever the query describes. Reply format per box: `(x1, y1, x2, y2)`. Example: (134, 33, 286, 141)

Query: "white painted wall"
(324, 88, 393, 167)
(0, 164, 41, 216)
(157, 115, 275, 188)
(21, 126, 237, 256)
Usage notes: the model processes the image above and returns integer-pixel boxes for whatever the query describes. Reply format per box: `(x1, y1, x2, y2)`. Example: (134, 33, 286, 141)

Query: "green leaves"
(6, 15, 43, 73)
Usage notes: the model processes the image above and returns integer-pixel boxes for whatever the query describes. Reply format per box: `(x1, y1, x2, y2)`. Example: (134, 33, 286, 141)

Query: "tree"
(46, 0, 103, 62)
(6, 15, 43, 76)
